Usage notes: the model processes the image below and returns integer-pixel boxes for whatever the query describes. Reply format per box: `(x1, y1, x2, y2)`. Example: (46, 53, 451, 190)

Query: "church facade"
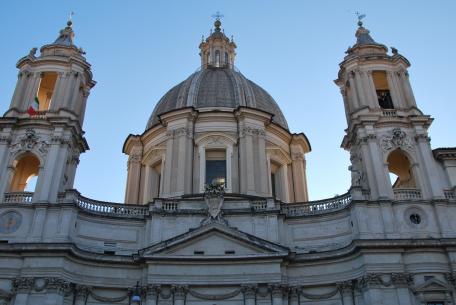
(0, 16, 455, 305)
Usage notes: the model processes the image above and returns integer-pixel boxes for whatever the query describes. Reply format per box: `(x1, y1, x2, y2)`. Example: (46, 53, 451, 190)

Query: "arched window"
(387, 149, 416, 189)
(10, 154, 40, 192)
(215, 50, 220, 67)
(36, 72, 58, 111)
(372, 71, 394, 109)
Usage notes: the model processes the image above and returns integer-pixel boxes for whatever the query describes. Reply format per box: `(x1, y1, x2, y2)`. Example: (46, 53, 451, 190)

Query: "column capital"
(12, 277, 34, 293)
(269, 284, 287, 298)
(241, 285, 257, 299)
(336, 280, 354, 296)
(172, 285, 187, 300)
(74, 284, 92, 299)
(391, 273, 413, 288)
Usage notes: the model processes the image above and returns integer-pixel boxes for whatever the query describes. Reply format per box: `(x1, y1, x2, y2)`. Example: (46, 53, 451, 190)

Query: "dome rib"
(147, 68, 289, 130)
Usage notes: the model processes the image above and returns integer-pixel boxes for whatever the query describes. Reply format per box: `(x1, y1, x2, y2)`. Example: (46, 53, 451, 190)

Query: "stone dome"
(146, 67, 289, 130)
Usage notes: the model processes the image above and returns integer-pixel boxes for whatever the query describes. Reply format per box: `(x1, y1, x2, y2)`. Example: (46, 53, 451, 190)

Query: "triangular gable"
(140, 221, 289, 259)
(414, 278, 452, 293)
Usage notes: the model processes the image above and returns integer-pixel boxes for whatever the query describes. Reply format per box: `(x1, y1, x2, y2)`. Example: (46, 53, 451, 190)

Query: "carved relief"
(166, 127, 192, 138)
(337, 280, 354, 296)
(391, 273, 413, 287)
(202, 183, 226, 225)
(239, 126, 265, 138)
(379, 128, 413, 152)
(12, 277, 34, 293)
(9, 129, 49, 158)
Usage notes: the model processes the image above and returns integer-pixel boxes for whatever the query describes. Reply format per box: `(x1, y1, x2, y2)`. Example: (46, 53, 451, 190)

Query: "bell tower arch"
(0, 18, 95, 203)
(335, 19, 445, 201)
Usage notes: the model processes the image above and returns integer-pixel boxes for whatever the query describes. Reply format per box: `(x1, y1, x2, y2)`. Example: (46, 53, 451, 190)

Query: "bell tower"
(335, 18, 445, 201)
(0, 19, 95, 203)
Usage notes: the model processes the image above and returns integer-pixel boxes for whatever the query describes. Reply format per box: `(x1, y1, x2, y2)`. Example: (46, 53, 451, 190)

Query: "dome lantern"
(199, 14, 236, 69)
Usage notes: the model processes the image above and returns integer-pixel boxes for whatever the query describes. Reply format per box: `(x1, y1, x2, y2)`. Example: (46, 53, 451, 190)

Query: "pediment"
(414, 278, 452, 293)
(140, 222, 289, 259)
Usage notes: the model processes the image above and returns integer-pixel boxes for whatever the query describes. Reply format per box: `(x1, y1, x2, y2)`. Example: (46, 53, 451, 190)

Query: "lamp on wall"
(131, 281, 141, 304)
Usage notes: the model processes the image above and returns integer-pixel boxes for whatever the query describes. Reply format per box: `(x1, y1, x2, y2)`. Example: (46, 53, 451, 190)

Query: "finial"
(212, 11, 224, 31)
(391, 47, 398, 55)
(231, 35, 234, 42)
(201, 35, 205, 43)
(355, 11, 366, 27)
(67, 11, 74, 27)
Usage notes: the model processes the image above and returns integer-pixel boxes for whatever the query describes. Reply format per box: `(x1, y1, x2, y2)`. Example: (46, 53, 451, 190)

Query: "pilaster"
(337, 280, 354, 305)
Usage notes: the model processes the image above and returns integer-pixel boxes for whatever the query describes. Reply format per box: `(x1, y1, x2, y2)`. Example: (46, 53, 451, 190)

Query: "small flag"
(27, 96, 40, 116)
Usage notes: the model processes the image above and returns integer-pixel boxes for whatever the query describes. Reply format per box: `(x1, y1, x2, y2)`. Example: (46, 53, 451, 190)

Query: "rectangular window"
(427, 303, 444, 305)
(372, 71, 394, 109)
(36, 72, 58, 111)
(205, 149, 226, 186)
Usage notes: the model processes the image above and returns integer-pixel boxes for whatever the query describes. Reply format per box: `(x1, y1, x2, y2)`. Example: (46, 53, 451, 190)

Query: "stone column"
(10, 71, 26, 110)
(73, 285, 91, 305)
(22, 72, 41, 110)
(239, 126, 256, 195)
(415, 134, 445, 199)
(173, 286, 187, 305)
(365, 71, 380, 108)
(48, 73, 63, 111)
(288, 287, 299, 305)
(48, 137, 71, 201)
(391, 273, 413, 305)
(146, 285, 159, 305)
(281, 164, 290, 202)
(337, 281, 354, 305)
(51, 72, 68, 110)
(291, 152, 308, 202)
(0, 135, 12, 198)
(365, 134, 394, 199)
(78, 90, 90, 124)
(45, 278, 71, 305)
(242, 285, 256, 305)
(354, 70, 368, 108)
(257, 130, 269, 196)
(12, 278, 34, 305)
(271, 285, 284, 305)
(399, 70, 417, 108)
(348, 73, 360, 110)
(125, 147, 143, 203)
(175, 127, 193, 196)
(386, 71, 401, 108)
(162, 130, 175, 197)
(68, 72, 82, 112)
(358, 274, 386, 305)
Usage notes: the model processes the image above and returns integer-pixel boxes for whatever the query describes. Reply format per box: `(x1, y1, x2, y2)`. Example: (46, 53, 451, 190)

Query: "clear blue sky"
(1, 1, 455, 202)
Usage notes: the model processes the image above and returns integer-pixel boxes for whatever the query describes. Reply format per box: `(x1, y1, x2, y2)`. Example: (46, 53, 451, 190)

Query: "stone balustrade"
(393, 188, 422, 200)
(444, 189, 456, 200)
(282, 193, 352, 216)
(382, 109, 397, 117)
(10, 188, 456, 218)
(3, 192, 33, 203)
